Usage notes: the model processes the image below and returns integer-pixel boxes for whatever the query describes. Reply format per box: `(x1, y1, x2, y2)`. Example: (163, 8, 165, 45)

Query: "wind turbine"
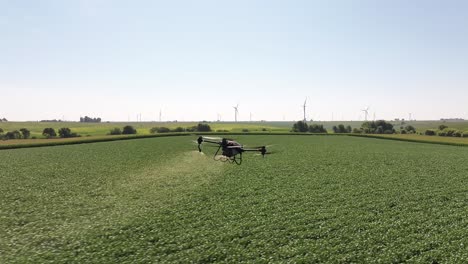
(302, 98, 307, 122)
(361, 107, 370, 121)
(233, 104, 239, 122)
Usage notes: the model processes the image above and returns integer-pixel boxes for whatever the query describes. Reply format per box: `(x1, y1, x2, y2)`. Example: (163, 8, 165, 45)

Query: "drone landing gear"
(213, 146, 243, 165)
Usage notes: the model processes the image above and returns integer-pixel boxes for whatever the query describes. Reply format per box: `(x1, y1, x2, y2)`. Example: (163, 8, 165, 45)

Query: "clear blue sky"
(1, 0, 467, 121)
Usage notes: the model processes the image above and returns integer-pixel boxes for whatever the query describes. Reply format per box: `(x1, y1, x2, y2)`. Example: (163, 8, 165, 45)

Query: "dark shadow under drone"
(196, 136, 272, 165)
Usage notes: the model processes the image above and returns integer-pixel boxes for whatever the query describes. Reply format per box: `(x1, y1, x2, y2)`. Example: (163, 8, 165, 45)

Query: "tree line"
(0, 127, 81, 140)
(80, 116, 101, 123)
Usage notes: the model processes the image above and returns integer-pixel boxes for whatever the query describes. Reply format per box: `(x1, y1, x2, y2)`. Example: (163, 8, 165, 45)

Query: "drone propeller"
(191, 140, 219, 147)
(254, 150, 275, 157)
(202, 136, 222, 141)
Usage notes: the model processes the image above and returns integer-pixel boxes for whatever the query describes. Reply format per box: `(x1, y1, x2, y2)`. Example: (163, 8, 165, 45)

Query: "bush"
(438, 131, 447, 137)
(463, 131, 468, 138)
(42, 128, 57, 138)
(242, 129, 249, 133)
(454, 131, 462, 137)
(261, 128, 268, 131)
(292, 121, 308, 132)
(443, 129, 457, 137)
(150, 127, 171, 133)
(109, 128, 122, 135)
(4, 130, 21, 140)
(375, 126, 384, 134)
(360, 120, 395, 134)
(401, 129, 407, 134)
(196, 123, 212, 132)
(122, 125, 137, 134)
(216, 129, 229, 132)
(172, 127, 185, 132)
(352, 128, 363, 134)
(0, 128, 3, 134)
(333, 125, 349, 133)
(58, 128, 79, 138)
(309, 124, 327, 133)
(425, 129, 436, 136)
(311, 124, 327, 133)
(337, 124, 347, 133)
(405, 125, 416, 133)
(20, 128, 30, 139)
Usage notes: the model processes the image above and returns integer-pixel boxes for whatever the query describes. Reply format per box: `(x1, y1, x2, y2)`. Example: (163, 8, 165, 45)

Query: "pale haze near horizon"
(1, 0, 467, 122)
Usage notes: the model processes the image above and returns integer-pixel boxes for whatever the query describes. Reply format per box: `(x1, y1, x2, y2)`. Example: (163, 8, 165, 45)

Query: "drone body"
(196, 136, 268, 165)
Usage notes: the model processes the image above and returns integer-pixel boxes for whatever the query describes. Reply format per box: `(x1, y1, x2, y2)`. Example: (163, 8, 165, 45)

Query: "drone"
(196, 136, 272, 165)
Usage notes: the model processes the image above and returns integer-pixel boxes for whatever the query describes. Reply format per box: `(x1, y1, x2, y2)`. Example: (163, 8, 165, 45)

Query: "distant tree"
(405, 125, 416, 133)
(122, 125, 137, 134)
(401, 129, 407, 134)
(375, 126, 384, 134)
(439, 124, 448, 131)
(444, 129, 457, 137)
(196, 123, 212, 132)
(58, 128, 79, 138)
(150, 127, 171, 133)
(332, 124, 350, 133)
(19, 128, 30, 139)
(425, 129, 436, 136)
(337, 124, 346, 133)
(438, 131, 447, 137)
(80, 116, 102, 123)
(58, 128, 71, 138)
(0, 128, 3, 134)
(40, 119, 62, 122)
(0, 118, 7, 122)
(172, 127, 185, 132)
(109, 128, 122, 135)
(360, 120, 395, 134)
(42, 128, 57, 138)
(454, 131, 463, 137)
(242, 129, 249, 133)
(292, 121, 308, 132)
(352, 128, 363, 133)
(4, 130, 21, 140)
(309, 124, 327, 133)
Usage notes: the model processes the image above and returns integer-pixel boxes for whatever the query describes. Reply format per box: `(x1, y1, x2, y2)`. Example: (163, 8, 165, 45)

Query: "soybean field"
(1, 135, 468, 263)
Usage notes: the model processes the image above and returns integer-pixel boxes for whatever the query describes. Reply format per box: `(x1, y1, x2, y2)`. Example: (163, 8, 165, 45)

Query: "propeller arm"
(197, 136, 222, 152)
(242, 146, 267, 157)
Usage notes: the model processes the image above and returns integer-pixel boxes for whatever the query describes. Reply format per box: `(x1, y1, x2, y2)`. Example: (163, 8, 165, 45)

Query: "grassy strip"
(348, 134, 468, 147)
(0, 133, 189, 150)
(0, 132, 337, 150)
(3, 131, 467, 150)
